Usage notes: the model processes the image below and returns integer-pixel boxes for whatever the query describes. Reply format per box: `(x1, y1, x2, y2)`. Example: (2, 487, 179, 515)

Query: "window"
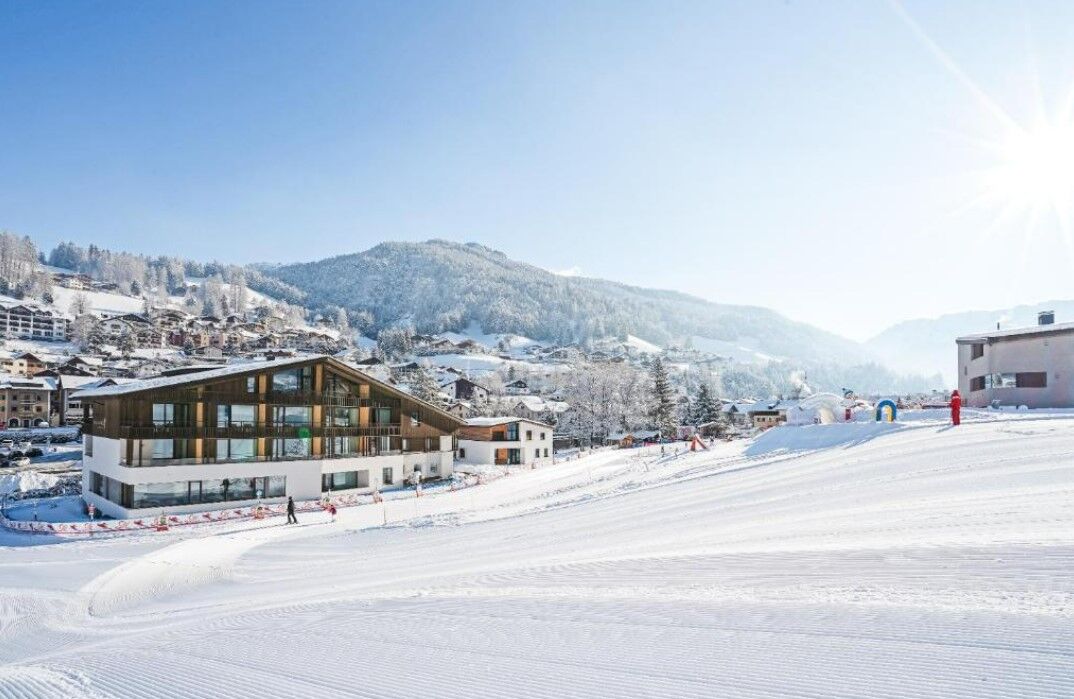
(272, 406, 312, 426)
(970, 343, 984, 359)
(152, 403, 174, 425)
(329, 436, 359, 456)
(272, 367, 312, 392)
(382, 467, 394, 485)
(1016, 372, 1047, 388)
(505, 422, 519, 440)
(986, 373, 1017, 389)
(328, 406, 354, 427)
(544, 448, 548, 457)
(970, 376, 985, 392)
(373, 407, 392, 424)
(322, 470, 369, 492)
(218, 404, 257, 427)
(526, 430, 533, 441)
(457, 447, 466, 459)
(540, 433, 545, 440)
(151, 439, 174, 460)
(84, 434, 93, 457)
(247, 376, 257, 393)
(221, 439, 256, 461)
(411, 410, 420, 426)
(272, 437, 311, 459)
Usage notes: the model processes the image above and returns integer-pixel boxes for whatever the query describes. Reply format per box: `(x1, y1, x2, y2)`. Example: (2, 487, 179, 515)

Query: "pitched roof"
(464, 416, 552, 428)
(75, 355, 465, 426)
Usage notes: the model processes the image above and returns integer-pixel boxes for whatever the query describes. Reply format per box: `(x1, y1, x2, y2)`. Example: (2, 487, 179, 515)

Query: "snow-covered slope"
(1, 412, 1072, 697)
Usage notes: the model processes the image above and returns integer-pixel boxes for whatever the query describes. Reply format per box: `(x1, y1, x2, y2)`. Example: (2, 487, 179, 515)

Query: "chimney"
(1039, 310, 1055, 326)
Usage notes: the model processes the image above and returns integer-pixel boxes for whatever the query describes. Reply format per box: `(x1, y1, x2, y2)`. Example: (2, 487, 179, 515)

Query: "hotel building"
(79, 356, 462, 518)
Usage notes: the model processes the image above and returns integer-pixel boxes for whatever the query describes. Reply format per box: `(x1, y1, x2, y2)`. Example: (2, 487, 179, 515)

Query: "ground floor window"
(88, 470, 286, 509)
(321, 470, 369, 492)
(457, 447, 466, 459)
(382, 467, 394, 485)
(495, 448, 521, 466)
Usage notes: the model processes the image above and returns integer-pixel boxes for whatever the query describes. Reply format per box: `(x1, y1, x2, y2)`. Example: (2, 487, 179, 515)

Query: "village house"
(0, 374, 56, 427)
(456, 416, 553, 466)
(0, 297, 70, 342)
(440, 377, 489, 403)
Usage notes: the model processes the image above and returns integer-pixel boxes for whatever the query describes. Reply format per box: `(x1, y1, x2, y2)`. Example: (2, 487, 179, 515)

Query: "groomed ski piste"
(1, 409, 1072, 698)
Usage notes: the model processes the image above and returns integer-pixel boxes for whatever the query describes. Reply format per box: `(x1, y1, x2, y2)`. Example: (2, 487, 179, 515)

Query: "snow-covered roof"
(76, 356, 318, 397)
(0, 374, 54, 391)
(465, 416, 552, 428)
(956, 321, 1074, 343)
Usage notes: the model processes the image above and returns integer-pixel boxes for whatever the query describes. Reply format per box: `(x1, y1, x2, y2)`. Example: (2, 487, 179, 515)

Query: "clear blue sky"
(3, 1, 1074, 340)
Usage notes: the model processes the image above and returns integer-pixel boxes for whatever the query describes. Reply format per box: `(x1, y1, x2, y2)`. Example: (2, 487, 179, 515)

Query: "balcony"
(111, 422, 402, 440)
(118, 447, 431, 467)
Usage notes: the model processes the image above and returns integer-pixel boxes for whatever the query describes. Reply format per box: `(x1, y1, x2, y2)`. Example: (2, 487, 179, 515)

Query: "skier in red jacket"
(950, 390, 961, 426)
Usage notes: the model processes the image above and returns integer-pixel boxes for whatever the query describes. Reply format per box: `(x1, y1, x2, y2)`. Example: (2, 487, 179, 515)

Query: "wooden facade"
(83, 357, 463, 467)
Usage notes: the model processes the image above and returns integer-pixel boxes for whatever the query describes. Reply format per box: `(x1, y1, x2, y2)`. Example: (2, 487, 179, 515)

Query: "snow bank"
(0, 471, 60, 497)
(745, 421, 905, 456)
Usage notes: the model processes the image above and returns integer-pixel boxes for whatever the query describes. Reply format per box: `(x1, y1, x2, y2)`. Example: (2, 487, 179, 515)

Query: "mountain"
(867, 300, 1074, 387)
(263, 240, 938, 392)
(265, 240, 863, 361)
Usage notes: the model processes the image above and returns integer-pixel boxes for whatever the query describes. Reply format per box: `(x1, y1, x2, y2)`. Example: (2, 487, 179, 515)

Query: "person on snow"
(286, 496, 298, 525)
(950, 389, 961, 426)
(328, 503, 337, 522)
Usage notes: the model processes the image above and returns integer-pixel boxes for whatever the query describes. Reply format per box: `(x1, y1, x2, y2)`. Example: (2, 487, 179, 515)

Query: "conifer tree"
(648, 357, 677, 437)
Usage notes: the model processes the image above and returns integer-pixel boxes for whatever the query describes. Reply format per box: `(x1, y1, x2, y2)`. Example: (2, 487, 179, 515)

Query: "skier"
(286, 496, 298, 525)
(950, 389, 961, 426)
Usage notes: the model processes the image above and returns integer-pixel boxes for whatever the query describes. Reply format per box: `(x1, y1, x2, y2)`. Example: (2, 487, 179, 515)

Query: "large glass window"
(321, 470, 369, 492)
(373, 407, 392, 424)
(132, 481, 190, 508)
(151, 439, 174, 460)
(273, 438, 311, 459)
(272, 367, 312, 393)
(219, 439, 256, 461)
(152, 403, 174, 425)
(272, 406, 312, 426)
(329, 436, 359, 456)
(505, 422, 519, 440)
(218, 404, 257, 427)
(328, 406, 355, 427)
(267, 475, 286, 497)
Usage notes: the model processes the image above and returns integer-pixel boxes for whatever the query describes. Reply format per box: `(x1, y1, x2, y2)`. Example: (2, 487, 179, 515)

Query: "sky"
(3, 0, 1074, 341)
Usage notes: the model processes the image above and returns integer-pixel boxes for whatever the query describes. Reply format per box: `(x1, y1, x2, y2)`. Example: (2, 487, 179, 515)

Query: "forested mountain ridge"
(264, 240, 867, 366)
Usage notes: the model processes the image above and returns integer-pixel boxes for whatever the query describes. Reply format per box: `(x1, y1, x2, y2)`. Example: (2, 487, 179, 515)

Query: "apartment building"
(79, 355, 463, 518)
(0, 374, 55, 427)
(0, 299, 69, 341)
(956, 311, 1074, 408)
(456, 416, 553, 466)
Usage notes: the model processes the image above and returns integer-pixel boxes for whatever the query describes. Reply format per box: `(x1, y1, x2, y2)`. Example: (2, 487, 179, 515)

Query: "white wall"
(82, 435, 457, 518)
(457, 420, 553, 466)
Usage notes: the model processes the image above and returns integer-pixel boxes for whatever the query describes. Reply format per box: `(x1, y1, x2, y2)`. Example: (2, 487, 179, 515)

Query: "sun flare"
(989, 121, 1074, 212)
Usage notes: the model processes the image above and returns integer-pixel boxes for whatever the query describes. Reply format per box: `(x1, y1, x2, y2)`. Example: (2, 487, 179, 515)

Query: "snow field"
(0, 414, 1072, 697)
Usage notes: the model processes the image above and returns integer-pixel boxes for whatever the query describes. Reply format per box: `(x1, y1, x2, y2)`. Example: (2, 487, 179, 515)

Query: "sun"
(989, 120, 1074, 213)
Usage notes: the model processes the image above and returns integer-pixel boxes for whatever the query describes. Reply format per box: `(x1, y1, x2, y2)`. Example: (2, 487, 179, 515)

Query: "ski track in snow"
(1, 415, 1073, 697)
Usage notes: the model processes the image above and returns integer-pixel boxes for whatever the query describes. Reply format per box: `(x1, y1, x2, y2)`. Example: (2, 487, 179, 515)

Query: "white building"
(0, 298, 69, 341)
(456, 417, 553, 466)
(957, 311, 1074, 408)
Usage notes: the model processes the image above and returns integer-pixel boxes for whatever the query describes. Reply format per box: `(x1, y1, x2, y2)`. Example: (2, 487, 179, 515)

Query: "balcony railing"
(112, 422, 402, 440)
(130, 389, 397, 408)
(118, 447, 444, 468)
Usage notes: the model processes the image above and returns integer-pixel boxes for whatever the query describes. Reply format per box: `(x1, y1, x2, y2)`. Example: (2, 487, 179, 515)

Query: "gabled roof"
(76, 355, 465, 426)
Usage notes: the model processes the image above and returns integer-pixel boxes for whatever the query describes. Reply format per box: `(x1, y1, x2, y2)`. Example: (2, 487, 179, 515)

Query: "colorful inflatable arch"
(875, 399, 897, 422)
